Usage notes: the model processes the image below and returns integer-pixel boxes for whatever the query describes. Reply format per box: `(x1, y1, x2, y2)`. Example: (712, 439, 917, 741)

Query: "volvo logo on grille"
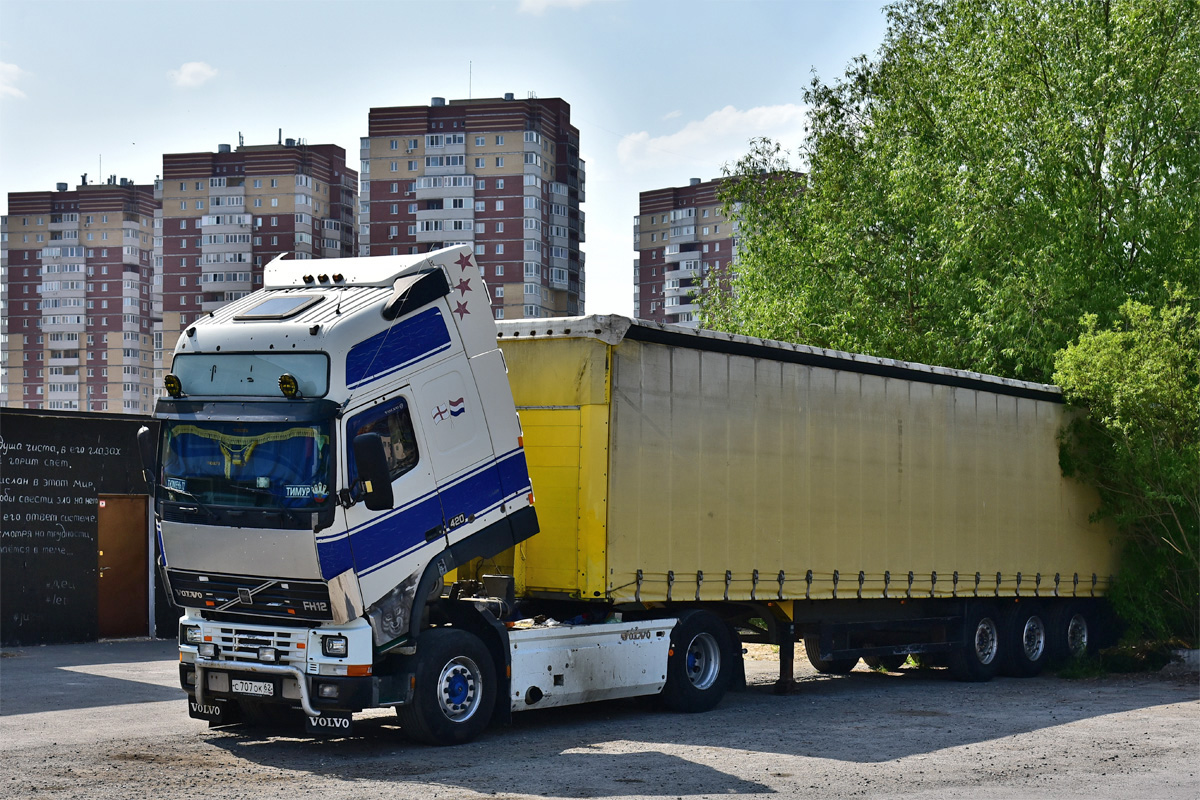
(237, 588, 253, 604)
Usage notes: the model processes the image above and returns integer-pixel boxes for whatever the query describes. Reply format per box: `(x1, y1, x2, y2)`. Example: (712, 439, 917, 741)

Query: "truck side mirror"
(136, 426, 157, 488)
(353, 433, 395, 511)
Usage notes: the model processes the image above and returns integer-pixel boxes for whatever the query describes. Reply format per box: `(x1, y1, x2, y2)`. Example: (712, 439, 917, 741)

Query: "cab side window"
(347, 396, 420, 497)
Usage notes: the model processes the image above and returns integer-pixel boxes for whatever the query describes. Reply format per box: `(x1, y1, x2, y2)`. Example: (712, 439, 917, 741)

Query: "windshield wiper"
(227, 483, 275, 498)
(161, 485, 219, 520)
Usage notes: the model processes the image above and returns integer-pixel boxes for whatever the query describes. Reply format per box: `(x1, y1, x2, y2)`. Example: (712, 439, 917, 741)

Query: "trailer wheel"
(863, 654, 908, 672)
(396, 627, 495, 745)
(999, 602, 1049, 677)
(948, 603, 1002, 682)
(1047, 601, 1092, 665)
(803, 636, 858, 675)
(661, 612, 736, 713)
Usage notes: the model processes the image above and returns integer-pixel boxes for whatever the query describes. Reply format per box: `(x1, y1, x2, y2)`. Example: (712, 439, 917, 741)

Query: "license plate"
(231, 679, 274, 697)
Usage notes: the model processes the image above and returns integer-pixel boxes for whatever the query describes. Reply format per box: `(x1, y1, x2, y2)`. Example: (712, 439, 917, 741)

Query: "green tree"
(1055, 290, 1198, 641)
(702, 0, 1198, 384)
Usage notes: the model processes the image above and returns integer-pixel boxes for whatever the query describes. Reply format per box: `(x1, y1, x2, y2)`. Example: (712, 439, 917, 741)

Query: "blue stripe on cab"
(345, 307, 453, 389)
(350, 494, 445, 577)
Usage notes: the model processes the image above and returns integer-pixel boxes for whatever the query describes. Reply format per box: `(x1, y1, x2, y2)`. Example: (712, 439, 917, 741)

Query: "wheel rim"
(1021, 615, 1046, 661)
(437, 656, 482, 722)
(1065, 613, 1088, 658)
(684, 632, 721, 690)
(974, 617, 999, 665)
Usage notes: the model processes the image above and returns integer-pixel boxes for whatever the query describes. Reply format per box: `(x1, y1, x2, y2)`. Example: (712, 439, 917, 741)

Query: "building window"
(494, 286, 504, 298)
(496, 178, 505, 189)
(495, 244, 504, 254)
(495, 157, 504, 168)
(495, 135, 504, 145)
(474, 158, 485, 169)
(495, 200, 504, 211)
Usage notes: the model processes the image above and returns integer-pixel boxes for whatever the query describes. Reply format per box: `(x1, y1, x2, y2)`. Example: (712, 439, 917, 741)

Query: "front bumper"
(179, 660, 412, 718)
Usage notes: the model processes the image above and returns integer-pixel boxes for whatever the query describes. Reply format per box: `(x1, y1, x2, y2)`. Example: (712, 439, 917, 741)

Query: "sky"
(0, 0, 891, 317)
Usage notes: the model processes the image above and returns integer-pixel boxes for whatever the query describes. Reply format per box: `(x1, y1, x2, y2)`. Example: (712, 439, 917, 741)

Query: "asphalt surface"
(1, 638, 1197, 799)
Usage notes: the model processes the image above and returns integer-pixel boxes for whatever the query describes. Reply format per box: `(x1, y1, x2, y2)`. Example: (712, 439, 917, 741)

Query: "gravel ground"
(1, 639, 1196, 799)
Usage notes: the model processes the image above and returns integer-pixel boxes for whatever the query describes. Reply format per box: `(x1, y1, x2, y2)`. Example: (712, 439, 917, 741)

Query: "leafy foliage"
(701, 0, 1200, 640)
(702, 0, 1198, 384)
(1055, 290, 1199, 642)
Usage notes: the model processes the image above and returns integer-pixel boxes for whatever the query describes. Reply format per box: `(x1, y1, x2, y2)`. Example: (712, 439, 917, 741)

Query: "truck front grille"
(167, 569, 335, 622)
(210, 625, 306, 665)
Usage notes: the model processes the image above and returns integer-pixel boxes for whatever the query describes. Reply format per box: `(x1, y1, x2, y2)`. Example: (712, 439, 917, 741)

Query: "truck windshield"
(160, 419, 334, 509)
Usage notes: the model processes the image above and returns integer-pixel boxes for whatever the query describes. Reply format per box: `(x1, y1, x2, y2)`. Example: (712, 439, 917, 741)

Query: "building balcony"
(414, 183, 474, 202)
(664, 267, 699, 283)
(416, 208, 475, 223)
(423, 163, 468, 178)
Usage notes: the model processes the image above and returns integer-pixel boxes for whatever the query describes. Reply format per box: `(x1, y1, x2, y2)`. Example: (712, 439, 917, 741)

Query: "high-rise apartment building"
(157, 140, 357, 374)
(633, 177, 736, 328)
(360, 95, 585, 318)
(2, 179, 157, 411)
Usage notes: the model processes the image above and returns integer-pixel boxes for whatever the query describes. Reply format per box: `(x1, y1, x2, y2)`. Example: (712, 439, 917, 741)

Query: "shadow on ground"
(196, 666, 1196, 797)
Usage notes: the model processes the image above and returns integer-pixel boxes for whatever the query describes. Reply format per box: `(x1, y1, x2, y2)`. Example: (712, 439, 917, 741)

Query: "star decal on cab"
(453, 300, 470, 320)
(455, 253, 472, 271)
(455, 278, 472, 296)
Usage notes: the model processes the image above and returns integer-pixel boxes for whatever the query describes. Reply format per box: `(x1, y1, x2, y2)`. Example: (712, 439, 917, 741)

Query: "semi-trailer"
(143, 246, 1118, 744)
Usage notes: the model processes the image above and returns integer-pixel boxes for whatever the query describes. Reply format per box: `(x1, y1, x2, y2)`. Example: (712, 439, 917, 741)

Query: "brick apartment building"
(157, 139, 357, 368)
(633, 177, 737, 328)
(360, 95, 585, 318)
(3, 179, 157, 411)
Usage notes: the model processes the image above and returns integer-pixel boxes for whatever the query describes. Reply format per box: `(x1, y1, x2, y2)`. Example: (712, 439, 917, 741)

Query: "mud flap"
(304, 711, 354, 736)
(188, 697, 238, 727)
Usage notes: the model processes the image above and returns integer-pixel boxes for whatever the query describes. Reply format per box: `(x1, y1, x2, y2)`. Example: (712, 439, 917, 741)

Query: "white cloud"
(662, 110, 682, 121)
(167, 61, 218, 88)
(518, 0, 597, 14)
(0, 62, 28, 99)
(616, 103, 809, 176)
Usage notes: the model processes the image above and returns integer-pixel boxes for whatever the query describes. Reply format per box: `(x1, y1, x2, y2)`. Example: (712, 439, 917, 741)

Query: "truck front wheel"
(661, 612, 736, 713)
(396, 627, 495, 745)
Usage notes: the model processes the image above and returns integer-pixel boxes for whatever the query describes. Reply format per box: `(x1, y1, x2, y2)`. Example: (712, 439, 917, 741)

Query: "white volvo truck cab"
(143, 247, 722, 743)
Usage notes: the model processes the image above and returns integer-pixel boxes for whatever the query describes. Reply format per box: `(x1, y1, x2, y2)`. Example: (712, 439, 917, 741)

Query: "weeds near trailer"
(1056, 640, 1191, 678)
(1055, 656, 1107, 680)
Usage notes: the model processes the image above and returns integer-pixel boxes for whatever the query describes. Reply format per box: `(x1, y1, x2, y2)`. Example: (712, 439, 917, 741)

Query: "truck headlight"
(180, 624, 202, 645)
(322, 635, 348, 657)
(258, 647, 278, 663)
(198, 642, 217, 658)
